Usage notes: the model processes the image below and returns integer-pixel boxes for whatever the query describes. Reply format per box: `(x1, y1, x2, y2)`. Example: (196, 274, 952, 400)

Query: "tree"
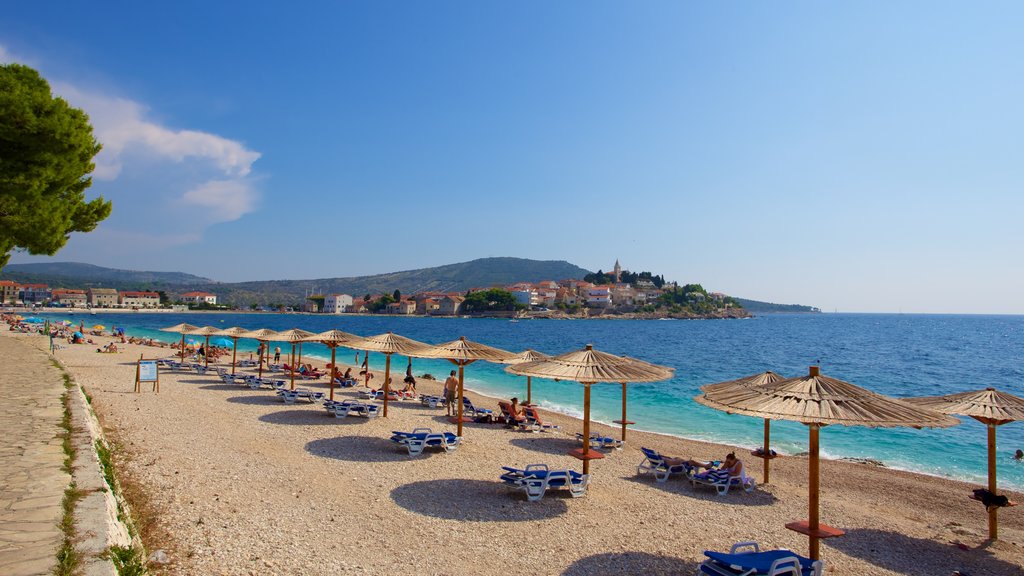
(0, 64, 111, 269)
(461, 288, 518, 313)
(392, 289, 401, 301)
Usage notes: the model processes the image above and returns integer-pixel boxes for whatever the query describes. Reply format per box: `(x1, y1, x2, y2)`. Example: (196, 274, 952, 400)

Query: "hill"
(734, 298, 820, 314)
(2, 262, 213, 287)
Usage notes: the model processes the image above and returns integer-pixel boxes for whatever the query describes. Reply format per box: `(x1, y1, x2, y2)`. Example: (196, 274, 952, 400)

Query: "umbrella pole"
(456, 363, 465, 437)
(290, 344, 296, 390)
(204, 335, 210, 368)
(620, 382, 628, 442)
(809, 423, 821, 560)
(180, 334, 185, 361)
(583, 384, 592, 475)
(383, 354, 391, 418)
(230, 338, 237, 375)
(258, 341, 264, 379)
(988, 423, 998, 540)
(764, 419, 772, 484)
(329, 346, 337, 401)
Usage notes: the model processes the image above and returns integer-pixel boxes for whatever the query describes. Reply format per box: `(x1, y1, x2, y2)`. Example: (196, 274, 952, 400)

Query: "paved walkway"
(0, 334, 69, 576)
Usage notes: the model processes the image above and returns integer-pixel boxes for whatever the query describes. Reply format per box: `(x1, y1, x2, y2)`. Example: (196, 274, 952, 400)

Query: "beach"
(7, 329, 1024, 575)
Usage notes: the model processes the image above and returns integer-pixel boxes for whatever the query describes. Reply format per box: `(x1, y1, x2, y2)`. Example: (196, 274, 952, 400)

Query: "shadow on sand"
(198, 384, 247, 392)
(391, 478, 569, 521)
(509, 436, 582, 456)
(306, 435, 415, 463)
(561, 552, 692, 576)
(620, 475, 776, 507)
(258, 408, 338, 426)
(225, 395, 279, 406)
(827, 527, 1024, 576)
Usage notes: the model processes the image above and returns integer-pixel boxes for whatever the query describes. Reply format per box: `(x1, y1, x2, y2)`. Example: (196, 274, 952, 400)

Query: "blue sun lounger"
(636, 447, 695, 483)
(499, 464, 589, 501)
(390, 428, 460, 456)
(691, 467, 757, 495)
(576, 432, 624, 450)
(699, 542, 822, 576)
(276, 388, 325, 404)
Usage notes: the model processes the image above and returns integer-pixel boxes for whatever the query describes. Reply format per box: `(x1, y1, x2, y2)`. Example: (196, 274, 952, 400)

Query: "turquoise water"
(48, 312, 1024, 489)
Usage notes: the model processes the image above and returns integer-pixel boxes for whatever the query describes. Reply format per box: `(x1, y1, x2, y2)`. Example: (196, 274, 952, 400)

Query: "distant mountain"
(734, 298, 820, 314)
(2, 262, 213, 288)
(206, 258, 592, 306)
(1, 258, 592, 306)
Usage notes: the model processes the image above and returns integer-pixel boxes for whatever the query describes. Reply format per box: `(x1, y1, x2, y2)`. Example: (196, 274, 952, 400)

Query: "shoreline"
(4, 328, 1022, 575)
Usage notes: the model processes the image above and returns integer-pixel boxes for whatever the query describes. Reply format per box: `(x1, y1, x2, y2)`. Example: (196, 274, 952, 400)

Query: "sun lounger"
(333, 377, 357, 388)
(498, 401, 528, 429)
(636, 447, 696, 483)
(390, 428, 461, 456)
(499, 464, 589, 501)
(462, 397, 493, 418)
(276, 389, 325, 404)
(325, 400, 380, 418)
(691, 467, 756, 495)
(191, 365, 209, 375)
(522, 406, 560, 433)
(420, 395, 446, 409)
(576, 432, 623, 450)
(360, 389, 383, 400)
(699, 541, 822, 576)
(237, 359, 256, 368)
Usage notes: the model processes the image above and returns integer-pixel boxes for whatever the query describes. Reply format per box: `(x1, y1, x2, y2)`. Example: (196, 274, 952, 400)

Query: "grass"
(54, 482, 84, 576)
(104, 545, 148, 576)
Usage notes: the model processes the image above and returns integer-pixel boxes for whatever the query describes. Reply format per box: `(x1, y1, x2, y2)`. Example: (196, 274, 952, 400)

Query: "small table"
(568, 448, 606, 461)
(785, 520, 845, 539)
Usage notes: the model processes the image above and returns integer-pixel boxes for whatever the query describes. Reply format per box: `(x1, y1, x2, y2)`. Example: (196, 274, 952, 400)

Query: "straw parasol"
(507, 350, 551, 405)
(241, 328, 280, 378)
(695, 366, 959, 560)
(303, 329, 366, 401)
(159, 323, 198, 361)
(213, 327, 251, 375)
(185, 326, 222, 368)
(507, 344, 674, 476)
(346, 332, 431, 417)
(418, 336, 518, 437)
(701, 370, 788, 483)
(905, 387, 1024, 540)
(274, 329, 316, 390)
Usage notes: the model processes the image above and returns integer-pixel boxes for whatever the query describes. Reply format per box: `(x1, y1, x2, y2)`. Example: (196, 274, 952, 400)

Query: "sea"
(40, 311, 1024, 490)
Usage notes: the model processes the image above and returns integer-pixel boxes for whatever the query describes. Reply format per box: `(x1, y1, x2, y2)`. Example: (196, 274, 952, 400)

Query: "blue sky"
(3, 2, 1022, 313)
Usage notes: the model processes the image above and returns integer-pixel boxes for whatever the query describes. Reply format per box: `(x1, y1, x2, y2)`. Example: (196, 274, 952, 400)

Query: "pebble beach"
(8, 329, 1024, 575)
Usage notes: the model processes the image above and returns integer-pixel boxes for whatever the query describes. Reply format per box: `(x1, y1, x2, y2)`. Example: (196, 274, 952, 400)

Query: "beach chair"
(522, 406, 560, 433)
(499, 464, 589, 501)
(462, 397, 493, 418)
(390, 428, 461, 456)
(699, 541, 822, 576)
(637, 447, 695, 483)
(691, 467, 756, 495)
(420, 395, 446, 409)
(498, 401, 528, 428)
(576, 432, 624, 450)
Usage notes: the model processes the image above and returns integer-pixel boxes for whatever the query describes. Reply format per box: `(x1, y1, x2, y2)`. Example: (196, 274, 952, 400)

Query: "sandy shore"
(8, 329, 1024, 575)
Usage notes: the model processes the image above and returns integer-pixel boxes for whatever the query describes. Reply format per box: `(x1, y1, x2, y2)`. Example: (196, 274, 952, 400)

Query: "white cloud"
(182, 179, 258, 222)
(52, 83, 261, 181)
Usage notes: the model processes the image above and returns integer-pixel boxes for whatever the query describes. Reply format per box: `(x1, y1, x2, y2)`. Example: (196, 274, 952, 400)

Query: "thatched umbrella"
(213, 327, 250, 375)
(241, 328, 280, 379)
(346, 332, 431, 417)
(507, 350, 551, 405)
(701, 371, 788, 483)
(695, 366, 959, 560)
(303, 329, 366, 401)
(185, 326, 222, 368)
(274, 329, 316, 390)
(905, 388, 1024, 540)
(418, 337, 518, 437)
(159, 323, 198, 361)
(507, 344, 674, 476)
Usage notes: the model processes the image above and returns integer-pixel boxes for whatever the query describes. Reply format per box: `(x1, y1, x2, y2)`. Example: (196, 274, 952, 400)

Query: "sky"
(2, 2, 1023, 314)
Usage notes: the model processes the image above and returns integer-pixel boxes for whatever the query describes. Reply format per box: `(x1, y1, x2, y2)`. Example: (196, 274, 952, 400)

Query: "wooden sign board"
(135, 355, 160, 393)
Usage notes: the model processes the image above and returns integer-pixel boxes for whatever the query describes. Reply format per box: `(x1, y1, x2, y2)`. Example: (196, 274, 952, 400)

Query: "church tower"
(613, 259, 622, 283)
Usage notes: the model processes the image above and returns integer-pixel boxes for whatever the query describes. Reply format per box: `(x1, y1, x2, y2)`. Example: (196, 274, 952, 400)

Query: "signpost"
(135, 355, 160, 393)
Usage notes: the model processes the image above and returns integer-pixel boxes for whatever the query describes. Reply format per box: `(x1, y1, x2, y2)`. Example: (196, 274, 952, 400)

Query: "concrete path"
(0, 335, 70, 576)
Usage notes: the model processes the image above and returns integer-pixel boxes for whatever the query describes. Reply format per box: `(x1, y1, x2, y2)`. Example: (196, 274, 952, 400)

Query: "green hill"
(2, 262, 213, 287)
(734, 298, 820, 313)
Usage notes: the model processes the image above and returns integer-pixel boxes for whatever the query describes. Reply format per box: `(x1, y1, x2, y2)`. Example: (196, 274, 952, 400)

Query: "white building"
(180, 291, 217, 305)
(586, 286, 612, 308)
(120, 291, 161, 308)
(323, 294, 353, 314)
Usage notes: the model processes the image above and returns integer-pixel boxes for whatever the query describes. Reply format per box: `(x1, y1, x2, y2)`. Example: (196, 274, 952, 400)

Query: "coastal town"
(0, 261, 748, 319)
